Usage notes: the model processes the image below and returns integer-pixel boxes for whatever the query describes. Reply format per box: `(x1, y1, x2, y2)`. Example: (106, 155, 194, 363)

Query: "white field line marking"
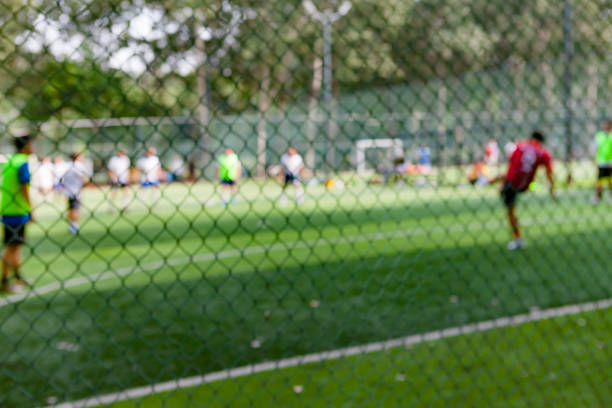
(46, 297, 612, 408)
(0, 227, 418, 308)
(0, 213, 594, 309)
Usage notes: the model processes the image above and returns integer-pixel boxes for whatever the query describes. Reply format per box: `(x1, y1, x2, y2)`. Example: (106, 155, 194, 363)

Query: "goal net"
(355, 138, 404, 174)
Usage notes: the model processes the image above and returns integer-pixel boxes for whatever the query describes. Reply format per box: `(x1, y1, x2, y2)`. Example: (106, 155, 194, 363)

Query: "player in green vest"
(1, 132, 34, 293)
(592, 120, 612, 205)
(217, 147, 241, 207)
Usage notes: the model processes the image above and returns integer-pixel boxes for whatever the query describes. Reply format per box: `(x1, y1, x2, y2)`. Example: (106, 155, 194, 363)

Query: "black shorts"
(112, 182, 128, 189)
(501, 180, 521, 208)
(68, 197, 80, 210)
(4, 224, 25, 245)
(284, 173, 300, 186)
(598, 167, 612, 179)
(221, 179, 235, 186)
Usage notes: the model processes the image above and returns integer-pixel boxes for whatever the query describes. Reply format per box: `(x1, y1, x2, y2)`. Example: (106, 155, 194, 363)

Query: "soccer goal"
(355, 138, 404, 174)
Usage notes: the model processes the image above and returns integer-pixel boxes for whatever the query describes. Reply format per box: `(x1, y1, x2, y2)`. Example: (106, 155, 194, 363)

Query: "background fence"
(1, 0, 612, 407)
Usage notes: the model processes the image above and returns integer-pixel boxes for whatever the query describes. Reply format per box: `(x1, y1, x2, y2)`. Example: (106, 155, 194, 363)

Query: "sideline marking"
(0, 227, 422, 308)
(47, 297, 612, 408)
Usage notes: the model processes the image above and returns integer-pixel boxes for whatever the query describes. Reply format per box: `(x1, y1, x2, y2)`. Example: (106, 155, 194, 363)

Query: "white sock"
(221, 191, 230, 205)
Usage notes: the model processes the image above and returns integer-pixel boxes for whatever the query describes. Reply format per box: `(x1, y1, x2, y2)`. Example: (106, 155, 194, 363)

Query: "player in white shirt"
(280, 147, 305, 205)
(61, 153, 91, 234)
(36, 157, 55, 203)
(53, 156, 70, 201)
(484, 139, 500, 167)
(107, 149, 131, 211)
(136, 147, 162, 204)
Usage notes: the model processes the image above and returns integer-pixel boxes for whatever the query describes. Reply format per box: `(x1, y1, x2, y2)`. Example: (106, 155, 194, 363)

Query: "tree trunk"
(194, 17, 210, 177)
(541, 63, 555, 107)
(437, 83, 447, 168)
(512, 58, 525, 112)
(587, 64, 598, 112)
(306, 56, 323, 171)
(256, 64, 271, 178)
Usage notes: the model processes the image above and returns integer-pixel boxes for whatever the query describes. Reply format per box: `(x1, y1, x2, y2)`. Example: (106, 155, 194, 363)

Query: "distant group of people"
(0, 133, 308, 293)
(467, 139, 520, 187)
(25, 143, 308, 232)
(393, 144, 432, 178)
(28, 153, 92, 234)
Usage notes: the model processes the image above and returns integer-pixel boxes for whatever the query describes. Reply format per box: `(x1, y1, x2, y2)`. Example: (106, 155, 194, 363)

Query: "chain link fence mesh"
(1, 0, 612, 406)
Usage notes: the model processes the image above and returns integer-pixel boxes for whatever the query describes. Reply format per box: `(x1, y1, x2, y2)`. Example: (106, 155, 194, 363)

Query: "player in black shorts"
(500, 180, 520, 208)
(1, 132, 34, 293)
(593, 120, 612, 205)
(279, 147, 305, 205)
(284, 172, 298, 187)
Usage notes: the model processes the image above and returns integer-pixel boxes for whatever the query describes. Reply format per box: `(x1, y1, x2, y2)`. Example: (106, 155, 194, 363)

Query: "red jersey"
(505, 140, 552, 191)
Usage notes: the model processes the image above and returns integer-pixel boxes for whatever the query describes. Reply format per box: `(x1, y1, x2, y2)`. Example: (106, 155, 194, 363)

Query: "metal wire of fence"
(1, 0, 612, 407)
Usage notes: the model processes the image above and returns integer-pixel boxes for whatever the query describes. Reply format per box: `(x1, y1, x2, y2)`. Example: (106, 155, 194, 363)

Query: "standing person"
(136, 147, 162, 204)
(53, 156, 69, 201)
(168, 155, 185, 182)
(491, 131, 555, 250)
(484, 139, 500, 167)
(1, 132, 34, 293)
(217, 147, 241, 207)
(416, 144, 432, 174)
(36, 157, 55, 203)
(280, 146, 305, 206)
(62, 153, 91, 235)
(107, 148, 131, 211)
(592, 120, 612, 205)
(415, 143, 432, 187)
(187, 157, 197, 183)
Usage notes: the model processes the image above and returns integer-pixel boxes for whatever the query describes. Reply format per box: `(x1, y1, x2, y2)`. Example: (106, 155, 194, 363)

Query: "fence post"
(563, 0, 574, 183)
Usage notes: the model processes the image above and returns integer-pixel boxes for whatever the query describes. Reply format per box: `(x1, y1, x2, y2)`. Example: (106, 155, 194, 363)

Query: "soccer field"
(2, 181, 612, 407)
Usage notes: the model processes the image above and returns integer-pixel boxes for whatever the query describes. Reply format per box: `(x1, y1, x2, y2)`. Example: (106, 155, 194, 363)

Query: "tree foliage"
(0, 0, 610, 120)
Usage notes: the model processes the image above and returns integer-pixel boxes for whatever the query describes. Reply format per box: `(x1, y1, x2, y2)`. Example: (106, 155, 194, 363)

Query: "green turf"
(106, 307, 612, 408)
(1, 180, 611, 406)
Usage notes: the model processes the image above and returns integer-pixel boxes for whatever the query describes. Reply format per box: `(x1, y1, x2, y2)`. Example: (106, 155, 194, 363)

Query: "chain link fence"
(1, 0, 612, 406)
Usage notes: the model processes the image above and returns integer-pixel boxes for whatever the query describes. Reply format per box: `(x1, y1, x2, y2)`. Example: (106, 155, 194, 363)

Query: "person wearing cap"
(1, 132, 34, 293)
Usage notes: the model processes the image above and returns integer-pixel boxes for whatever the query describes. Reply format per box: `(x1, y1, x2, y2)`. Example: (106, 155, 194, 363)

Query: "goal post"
(355, 138, 404, 174)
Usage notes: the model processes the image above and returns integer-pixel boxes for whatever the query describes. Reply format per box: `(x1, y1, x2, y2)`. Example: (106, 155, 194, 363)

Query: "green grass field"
(1, 179, 612, 407)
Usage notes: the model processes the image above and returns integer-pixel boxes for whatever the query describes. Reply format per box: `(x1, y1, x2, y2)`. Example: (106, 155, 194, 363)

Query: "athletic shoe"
(14, 278, 30, 288)
(507, 238, 526, 251)
(10, 282, 27, 294)
(69, 224, 79, 235)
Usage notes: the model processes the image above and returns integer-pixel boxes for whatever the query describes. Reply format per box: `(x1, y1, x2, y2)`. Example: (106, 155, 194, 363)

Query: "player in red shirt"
(491, 131, 555, 250)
